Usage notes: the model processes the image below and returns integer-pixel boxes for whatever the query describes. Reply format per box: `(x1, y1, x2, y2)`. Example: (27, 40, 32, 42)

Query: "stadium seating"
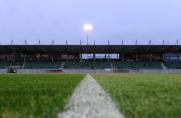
(164, 62, 181, 69)
(0, 62, 12, 69)
(24, 62, 61, 69)
(63, 61, 162, 69)
(112, 62, 162, 69)
(0, 61, 163, 70)
(64, 62, 91, 69)
(0, 63, 7, 69)
(92, 62, 111, 69)
(64, 61, 112, 69)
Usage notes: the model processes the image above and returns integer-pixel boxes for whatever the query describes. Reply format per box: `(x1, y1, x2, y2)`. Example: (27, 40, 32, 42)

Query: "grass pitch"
(93, 73, 181, 118)
(0, 74, 84, 118)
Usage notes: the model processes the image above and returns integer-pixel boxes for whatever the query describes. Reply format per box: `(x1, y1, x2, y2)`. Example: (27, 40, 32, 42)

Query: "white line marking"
(58, 74, 124, 118)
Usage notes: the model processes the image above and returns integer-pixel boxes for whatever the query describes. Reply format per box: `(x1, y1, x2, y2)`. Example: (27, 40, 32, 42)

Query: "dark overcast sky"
(0, 0, 181, 45)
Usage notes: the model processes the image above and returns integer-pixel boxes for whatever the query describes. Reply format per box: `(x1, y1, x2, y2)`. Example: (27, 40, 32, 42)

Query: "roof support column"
(108, 53, 110, 62)
(93, 53, 96, 62)
(136, 53, 138, 62)
(51, 56, 54, 63)
(121, 53, 124, 62)
(150, 54, 152, 63)
(162, 53, 165, 62)
(23, 52, 27, 68)
(177, 53, 180, 62)
(66, 54, 68, 62)
(37, 53, 40, 62)
(79, 53, 82, 62)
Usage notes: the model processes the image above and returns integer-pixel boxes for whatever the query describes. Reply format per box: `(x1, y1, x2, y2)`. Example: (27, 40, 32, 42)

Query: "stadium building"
(0, 44, 181, 73)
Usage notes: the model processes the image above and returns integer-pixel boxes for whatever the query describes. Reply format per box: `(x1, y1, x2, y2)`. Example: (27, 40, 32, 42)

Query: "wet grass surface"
(0, 74, 84, 118)
(93, 73, 181, 118)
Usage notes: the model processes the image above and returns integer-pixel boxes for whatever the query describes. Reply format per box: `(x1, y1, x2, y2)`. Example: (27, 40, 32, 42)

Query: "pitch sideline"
(58, 74, 124, 118)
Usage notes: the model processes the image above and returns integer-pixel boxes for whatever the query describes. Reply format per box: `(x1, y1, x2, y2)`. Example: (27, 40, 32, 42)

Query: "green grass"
(0, 74, 84, 118)
(93, 73, 181, 118)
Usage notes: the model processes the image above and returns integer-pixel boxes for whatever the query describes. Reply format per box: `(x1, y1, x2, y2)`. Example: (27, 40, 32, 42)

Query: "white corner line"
(58, 73, 124, 118)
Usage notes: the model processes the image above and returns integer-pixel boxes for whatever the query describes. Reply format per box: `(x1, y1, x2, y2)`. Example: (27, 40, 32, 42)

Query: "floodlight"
(83, 24, 93, 32)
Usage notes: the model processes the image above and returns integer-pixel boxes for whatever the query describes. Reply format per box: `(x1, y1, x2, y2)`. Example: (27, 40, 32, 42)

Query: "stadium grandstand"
(0, 44, 181, 73)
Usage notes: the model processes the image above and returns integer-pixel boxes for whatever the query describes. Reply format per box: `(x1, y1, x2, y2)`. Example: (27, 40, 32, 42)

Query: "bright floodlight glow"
(83, 24, 93, 31)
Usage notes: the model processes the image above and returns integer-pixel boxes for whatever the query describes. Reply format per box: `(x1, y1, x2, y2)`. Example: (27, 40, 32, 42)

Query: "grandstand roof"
(0, 45, 181, 54)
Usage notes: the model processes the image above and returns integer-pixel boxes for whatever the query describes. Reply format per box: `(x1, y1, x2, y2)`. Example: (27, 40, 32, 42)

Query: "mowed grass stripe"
(93, 73, 181, 118)
(0, 74, 84, 118)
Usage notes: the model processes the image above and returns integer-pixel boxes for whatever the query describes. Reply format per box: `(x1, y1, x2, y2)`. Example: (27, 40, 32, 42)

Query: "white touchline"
(58, 74, 124, 118)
